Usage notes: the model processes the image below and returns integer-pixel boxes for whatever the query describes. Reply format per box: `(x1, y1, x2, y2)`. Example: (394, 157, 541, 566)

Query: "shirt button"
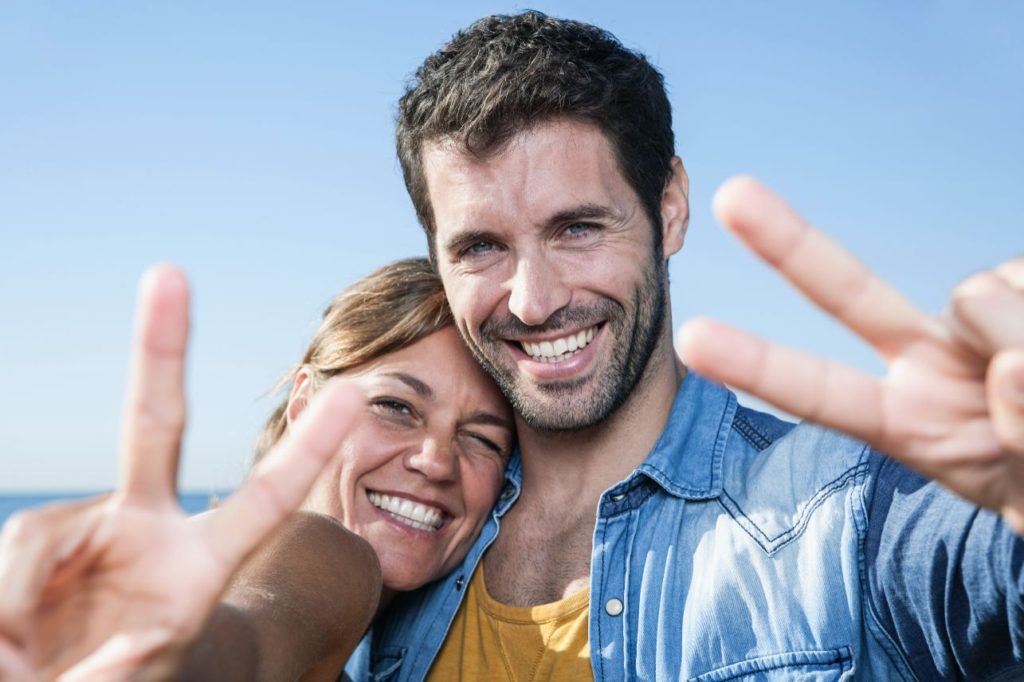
(605, 598, 624, 617)
(499, 484, 516, 501)
(610, 493, 626, 502)
(455, 575, 465, 590)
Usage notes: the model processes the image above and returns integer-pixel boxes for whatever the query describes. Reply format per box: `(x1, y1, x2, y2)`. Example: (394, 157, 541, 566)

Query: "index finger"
(118, 265, 190, 507)
(195, 379, 364, 569)
(678, 317, 886, 444)
(713, 176, 932, 359)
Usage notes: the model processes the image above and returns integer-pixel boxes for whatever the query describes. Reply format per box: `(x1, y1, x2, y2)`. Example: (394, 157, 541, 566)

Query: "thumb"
(0, 498, 107, 647)
(989, 348, 1024, 456)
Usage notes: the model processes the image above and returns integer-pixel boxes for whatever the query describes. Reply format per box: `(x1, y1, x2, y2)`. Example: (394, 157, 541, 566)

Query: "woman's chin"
(381, 569, 434, 593)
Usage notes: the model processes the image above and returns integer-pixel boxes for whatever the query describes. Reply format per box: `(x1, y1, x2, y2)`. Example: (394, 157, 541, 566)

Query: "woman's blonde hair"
(254, 257, 453, 461)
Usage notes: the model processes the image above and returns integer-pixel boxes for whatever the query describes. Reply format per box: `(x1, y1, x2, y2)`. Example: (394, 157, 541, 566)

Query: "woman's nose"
(405, 437, 458, 483)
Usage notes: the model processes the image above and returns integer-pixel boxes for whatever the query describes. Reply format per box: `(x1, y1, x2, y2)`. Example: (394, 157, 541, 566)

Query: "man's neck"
(515, 331, 686, 506)
(483, 330, 685, 606)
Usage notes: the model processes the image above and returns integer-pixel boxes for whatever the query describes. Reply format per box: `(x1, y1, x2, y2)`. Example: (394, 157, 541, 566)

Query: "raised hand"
(0, 266, 361, 680)
(678, 176, 1024, 533)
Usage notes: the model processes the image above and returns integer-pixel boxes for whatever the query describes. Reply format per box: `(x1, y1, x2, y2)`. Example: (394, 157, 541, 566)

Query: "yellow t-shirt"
(426, 564, 593, 681)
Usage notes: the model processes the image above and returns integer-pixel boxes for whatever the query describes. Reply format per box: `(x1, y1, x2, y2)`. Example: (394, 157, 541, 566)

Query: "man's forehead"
(422, 120, 629, 224)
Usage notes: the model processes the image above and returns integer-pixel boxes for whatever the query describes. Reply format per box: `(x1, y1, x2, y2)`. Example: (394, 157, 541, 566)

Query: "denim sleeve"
(865, 452, 1024, 679)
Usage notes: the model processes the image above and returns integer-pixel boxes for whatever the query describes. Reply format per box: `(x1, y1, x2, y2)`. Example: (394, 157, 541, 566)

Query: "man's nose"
(405, 437, 459, 483)
(507, 256, 571, 327)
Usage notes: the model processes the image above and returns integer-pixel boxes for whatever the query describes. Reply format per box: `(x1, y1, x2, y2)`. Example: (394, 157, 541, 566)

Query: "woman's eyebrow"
(381, 372, 434, 399)
(465, 411, 513, 432)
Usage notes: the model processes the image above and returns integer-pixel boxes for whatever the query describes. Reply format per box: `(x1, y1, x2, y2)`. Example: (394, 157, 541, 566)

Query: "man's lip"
(508, 323, 605, 378)
(501, 322, 603, 345)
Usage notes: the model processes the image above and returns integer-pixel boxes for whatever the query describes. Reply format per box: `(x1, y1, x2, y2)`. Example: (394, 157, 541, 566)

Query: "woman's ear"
(285, 368, 315, 427)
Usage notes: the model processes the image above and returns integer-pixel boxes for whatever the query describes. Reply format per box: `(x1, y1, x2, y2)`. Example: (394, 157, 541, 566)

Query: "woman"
(0, 258, 513, 681)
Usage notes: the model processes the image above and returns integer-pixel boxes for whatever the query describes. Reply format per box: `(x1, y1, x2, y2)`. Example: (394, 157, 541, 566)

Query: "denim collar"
(495, 371, 735, 517)
(633, 371, 735, 500)
(494, 452, 523, 518)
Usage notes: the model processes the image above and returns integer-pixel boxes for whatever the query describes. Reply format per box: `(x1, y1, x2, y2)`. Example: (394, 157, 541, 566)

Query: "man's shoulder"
(730, 403, 797, 450)
(728, 403, 870, 465)
(721, 404, 874, 513)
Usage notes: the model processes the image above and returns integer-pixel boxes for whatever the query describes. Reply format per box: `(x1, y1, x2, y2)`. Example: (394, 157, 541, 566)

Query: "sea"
(0, 492, 233, 526)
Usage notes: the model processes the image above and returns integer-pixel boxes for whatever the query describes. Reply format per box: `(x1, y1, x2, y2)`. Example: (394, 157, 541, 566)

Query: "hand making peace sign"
(679, 176, 1024, 533)
(0, 266, 361, 681)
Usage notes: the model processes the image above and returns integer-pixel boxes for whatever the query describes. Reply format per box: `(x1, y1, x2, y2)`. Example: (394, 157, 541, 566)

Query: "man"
(346, 11, 1024, 680)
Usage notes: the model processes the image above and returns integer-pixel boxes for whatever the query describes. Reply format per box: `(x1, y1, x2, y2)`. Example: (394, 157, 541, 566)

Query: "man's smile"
(516, 325, 599, 363)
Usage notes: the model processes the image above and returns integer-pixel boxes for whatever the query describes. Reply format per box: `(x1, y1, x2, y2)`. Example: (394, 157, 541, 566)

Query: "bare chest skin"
(483, 494, 595, 606)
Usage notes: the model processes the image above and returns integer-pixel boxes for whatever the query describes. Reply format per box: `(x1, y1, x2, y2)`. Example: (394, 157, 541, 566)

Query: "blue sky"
(1, 2, 1021, 491)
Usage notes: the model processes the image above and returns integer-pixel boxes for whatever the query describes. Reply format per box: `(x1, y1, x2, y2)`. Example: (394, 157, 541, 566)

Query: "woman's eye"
(372, 398, 413, 417)
(463, 431, 509, 459)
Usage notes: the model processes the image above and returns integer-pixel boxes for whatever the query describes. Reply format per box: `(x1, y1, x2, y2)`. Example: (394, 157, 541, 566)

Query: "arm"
(864, 453, 1024, 679)
(182, 511, 382, 682)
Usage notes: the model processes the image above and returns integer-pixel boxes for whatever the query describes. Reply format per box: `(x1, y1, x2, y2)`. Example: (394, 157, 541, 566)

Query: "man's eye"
(564, 223, 595, 238)
(463, 241, 496, 257)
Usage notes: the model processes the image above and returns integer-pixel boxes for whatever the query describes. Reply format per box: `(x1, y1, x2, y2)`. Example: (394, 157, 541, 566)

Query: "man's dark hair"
(397, 11, 675, 257)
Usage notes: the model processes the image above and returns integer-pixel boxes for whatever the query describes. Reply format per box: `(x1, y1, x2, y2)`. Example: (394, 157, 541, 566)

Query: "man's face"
(423, 119, 685, 431)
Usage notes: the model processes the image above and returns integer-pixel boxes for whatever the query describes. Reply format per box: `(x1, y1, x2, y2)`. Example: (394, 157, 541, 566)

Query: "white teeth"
(519, 325, 598, 363)
(367, 491, 444, 531)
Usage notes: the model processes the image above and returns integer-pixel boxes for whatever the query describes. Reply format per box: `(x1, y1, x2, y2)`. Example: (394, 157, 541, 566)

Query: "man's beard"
(465, 258, 667, 433)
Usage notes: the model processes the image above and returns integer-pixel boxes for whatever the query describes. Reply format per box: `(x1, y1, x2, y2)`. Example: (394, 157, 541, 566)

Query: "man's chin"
(475, 354, 620, 431)
(507, 382, 617, 433)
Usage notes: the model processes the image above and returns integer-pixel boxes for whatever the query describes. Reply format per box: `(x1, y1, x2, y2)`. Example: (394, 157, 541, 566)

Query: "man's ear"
(286, 367, 315, 427)
(660, 156, 690, 258)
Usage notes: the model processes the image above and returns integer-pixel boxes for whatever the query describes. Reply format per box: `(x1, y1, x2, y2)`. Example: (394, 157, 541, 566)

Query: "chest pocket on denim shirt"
(688, 646, 854, 681)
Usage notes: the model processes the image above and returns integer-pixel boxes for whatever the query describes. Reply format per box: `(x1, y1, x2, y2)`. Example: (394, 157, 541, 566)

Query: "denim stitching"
(687, 646, 853, 682)
(719, 462, 869, 556)
(731, 415, 772, 450)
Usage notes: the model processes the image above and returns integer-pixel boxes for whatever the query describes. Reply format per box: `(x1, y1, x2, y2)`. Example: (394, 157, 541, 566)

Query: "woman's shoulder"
(224, 511, 382, 680)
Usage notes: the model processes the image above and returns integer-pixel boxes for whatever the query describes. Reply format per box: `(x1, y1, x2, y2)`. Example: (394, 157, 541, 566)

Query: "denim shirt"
(346, 373, 1024, 681)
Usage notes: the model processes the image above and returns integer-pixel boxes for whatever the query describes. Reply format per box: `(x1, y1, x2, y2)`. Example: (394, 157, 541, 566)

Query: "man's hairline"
(415, 114, 670, 259)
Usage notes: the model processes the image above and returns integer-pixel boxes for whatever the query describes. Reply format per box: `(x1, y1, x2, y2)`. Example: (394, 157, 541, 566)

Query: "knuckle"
(131, 399, 187, 438)
(243, 473, 292, 523)
(951, 272, 1006, 323)
(1, 512, 39, 545)
(953, 271, 1001, 305)
(995, 258, 1024, 290)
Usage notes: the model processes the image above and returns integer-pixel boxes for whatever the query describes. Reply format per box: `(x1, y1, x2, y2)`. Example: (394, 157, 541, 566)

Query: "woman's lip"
(366, 488, 452, 517)
(369, 502, 453, 538)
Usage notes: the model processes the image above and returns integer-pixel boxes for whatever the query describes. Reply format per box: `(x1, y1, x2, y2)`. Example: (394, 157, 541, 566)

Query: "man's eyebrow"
(443, 204, 624, 255)
(382, 372, 434, 399)
(546, 203, 622, 227)
(442, 229, 496, 256)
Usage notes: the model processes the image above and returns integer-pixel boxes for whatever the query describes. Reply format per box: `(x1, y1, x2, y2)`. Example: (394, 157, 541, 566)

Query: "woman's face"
(299, 327, 514, 591)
